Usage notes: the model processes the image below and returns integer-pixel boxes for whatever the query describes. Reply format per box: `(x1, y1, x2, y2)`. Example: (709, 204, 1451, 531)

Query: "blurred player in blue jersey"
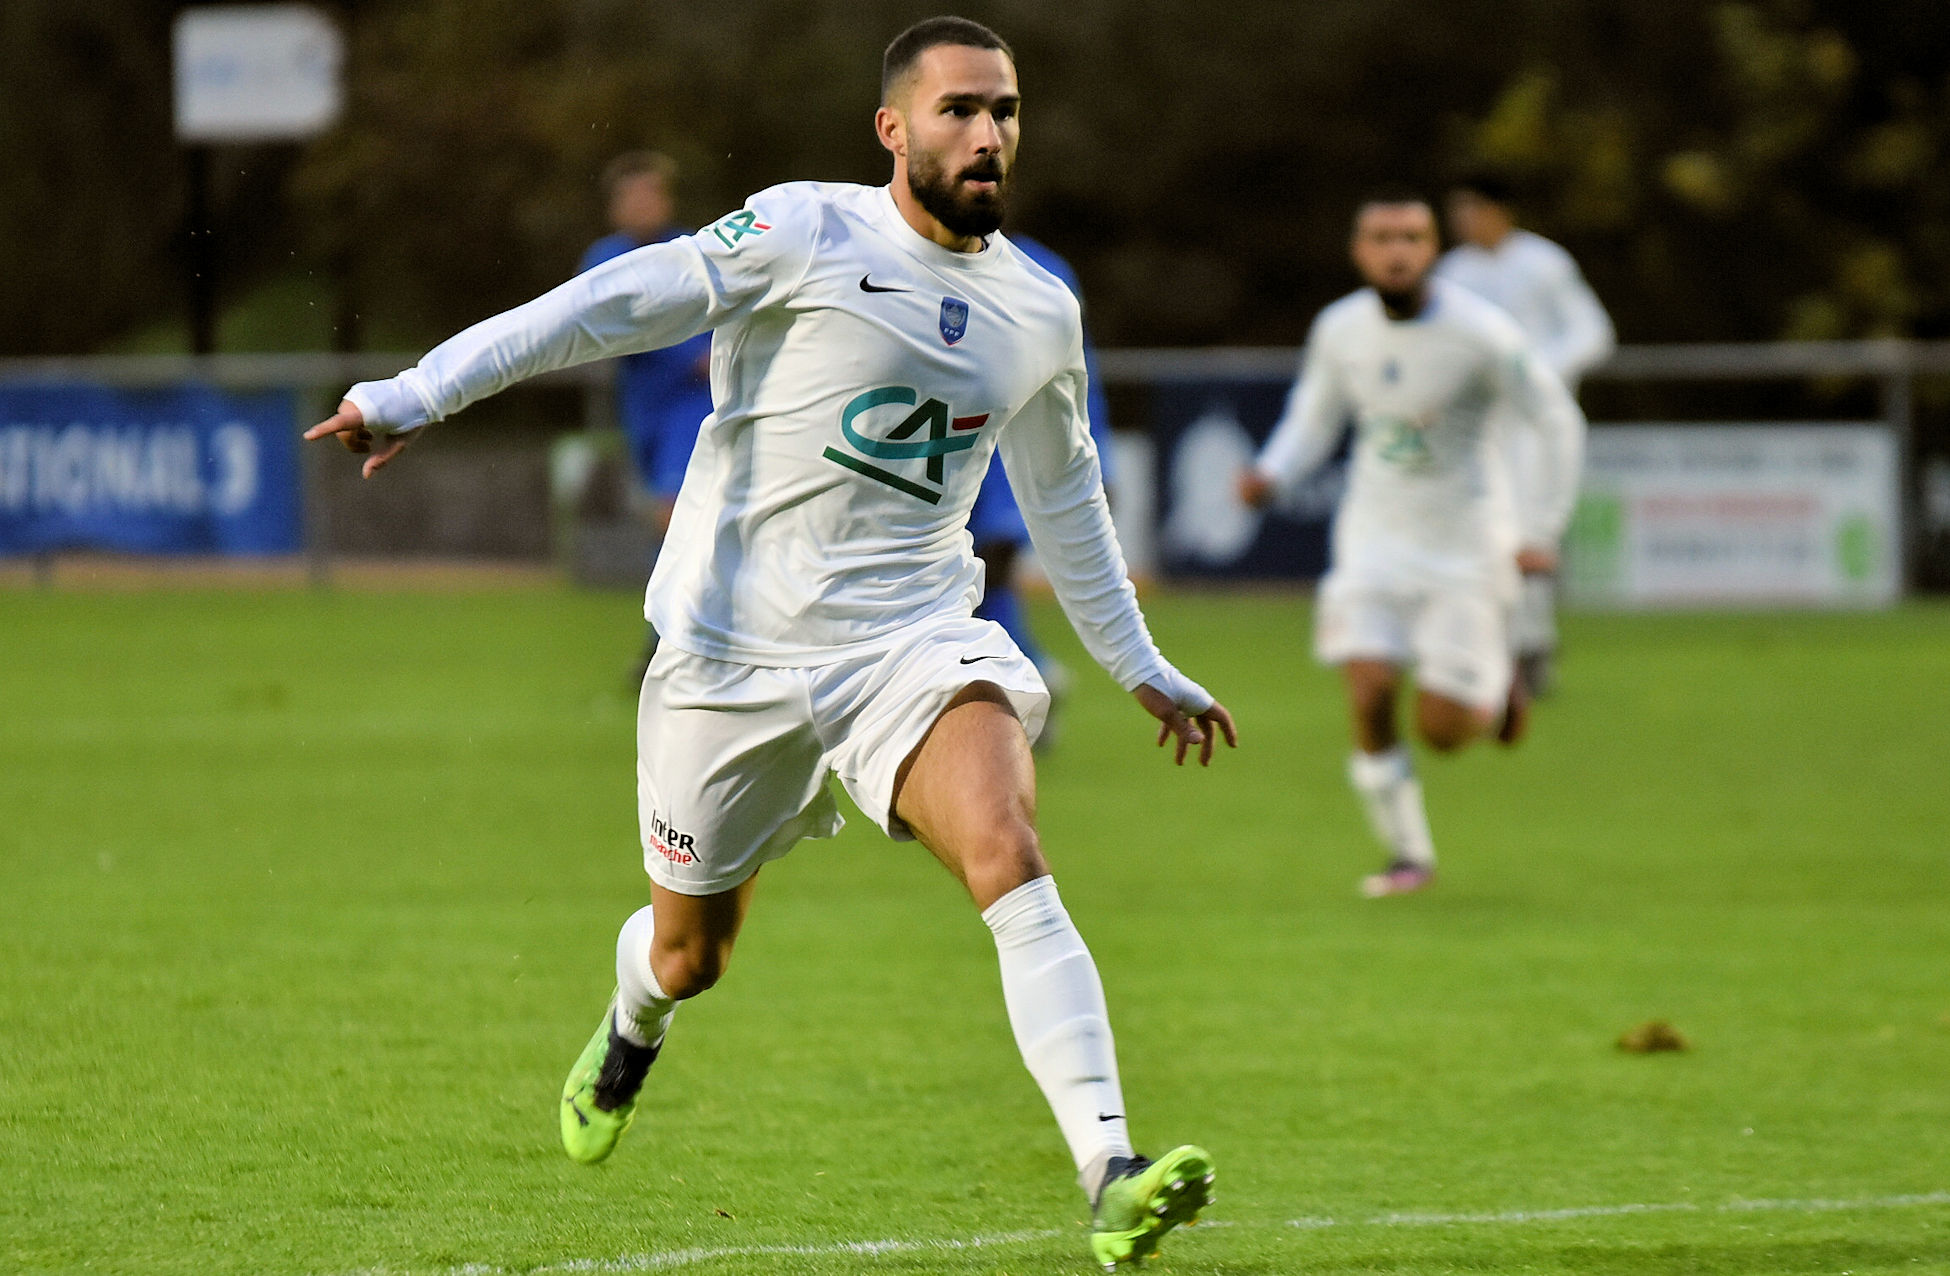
(580, 152, 715, 676)
(578, 151, 715, 533)
(970, 234, 1114, 742)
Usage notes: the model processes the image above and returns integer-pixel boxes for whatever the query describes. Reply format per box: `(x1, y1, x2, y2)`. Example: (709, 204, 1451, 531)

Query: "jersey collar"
(872, 185, 1009, 276)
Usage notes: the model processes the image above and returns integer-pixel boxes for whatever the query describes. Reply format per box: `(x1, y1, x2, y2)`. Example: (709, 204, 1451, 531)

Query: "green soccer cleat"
(1089, 1145, 1215, 1271)
(559, 1001, 658, 1165)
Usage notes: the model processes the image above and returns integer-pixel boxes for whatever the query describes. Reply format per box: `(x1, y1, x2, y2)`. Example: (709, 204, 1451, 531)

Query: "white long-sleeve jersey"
(345, 181, 1193, 698)
(1435, 229, 1615, 388)
(1253, 279, 1585, 597)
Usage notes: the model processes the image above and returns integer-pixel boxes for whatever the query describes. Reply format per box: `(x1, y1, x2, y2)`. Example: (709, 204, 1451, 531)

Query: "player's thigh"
(819, 617, 1049, 905)
(636, 646, 841, 898)
(1408, 589, 1511, 717)
(891, 685, 1046, 907)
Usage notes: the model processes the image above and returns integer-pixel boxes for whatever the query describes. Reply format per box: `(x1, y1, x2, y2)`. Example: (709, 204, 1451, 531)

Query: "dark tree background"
(5, 0, 1948, 355)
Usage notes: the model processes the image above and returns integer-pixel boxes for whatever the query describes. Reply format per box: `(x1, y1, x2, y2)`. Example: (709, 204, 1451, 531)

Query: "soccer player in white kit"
(1437, 173, 1614, 697)
(303, 18, 1230, 1271)
(1239, 191, 1583, 897)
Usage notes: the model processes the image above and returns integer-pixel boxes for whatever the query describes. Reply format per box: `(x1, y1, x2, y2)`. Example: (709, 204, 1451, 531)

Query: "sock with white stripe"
(1348, 746, 1436, 867)
(982, 875, 1135, 1198)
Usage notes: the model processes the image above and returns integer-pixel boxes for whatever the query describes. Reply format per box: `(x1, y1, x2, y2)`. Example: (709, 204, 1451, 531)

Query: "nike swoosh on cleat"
(859, 274, 911, 294)
(568, 1099, 590, 1127)
(959, 654, 1001, 664)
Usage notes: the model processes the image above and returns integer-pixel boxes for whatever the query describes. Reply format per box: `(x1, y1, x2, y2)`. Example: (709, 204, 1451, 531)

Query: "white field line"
(327, 1189, 1950, 1276)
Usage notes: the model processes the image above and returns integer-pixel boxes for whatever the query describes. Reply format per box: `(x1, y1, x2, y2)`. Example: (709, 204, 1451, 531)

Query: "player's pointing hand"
(303, 399, 412, 479)
(1133, 683, 1238, 767)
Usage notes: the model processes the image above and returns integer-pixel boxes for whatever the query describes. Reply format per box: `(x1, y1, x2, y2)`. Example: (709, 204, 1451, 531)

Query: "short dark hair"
(1449, 170, 1515, 207)
(602, 150, 677, 196)
(1353, 184, 1435, 226)
(881, 16, 1014, 105)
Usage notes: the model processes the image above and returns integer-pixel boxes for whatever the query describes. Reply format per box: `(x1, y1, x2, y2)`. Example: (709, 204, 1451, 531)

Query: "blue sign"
(1150, 379, 1349, 581)
(0, 384, 300, 555)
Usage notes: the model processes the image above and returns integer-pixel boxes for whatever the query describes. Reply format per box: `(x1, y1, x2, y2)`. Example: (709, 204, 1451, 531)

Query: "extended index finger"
(304, 415, 371, 451)
(303, 409, 353, 440)
(305, 398, 367, 440)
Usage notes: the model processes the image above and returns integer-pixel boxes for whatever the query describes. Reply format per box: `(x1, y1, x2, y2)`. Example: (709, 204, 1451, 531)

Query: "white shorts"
(635, 616, 1050, 895)
(1313, 578, 1512, 713)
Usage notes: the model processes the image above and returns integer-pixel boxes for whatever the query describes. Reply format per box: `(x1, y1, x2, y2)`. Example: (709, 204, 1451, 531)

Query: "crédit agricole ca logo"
(822, 386, 989, 505)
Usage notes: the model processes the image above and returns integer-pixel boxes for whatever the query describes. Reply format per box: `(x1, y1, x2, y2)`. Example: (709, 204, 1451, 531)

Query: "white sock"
(1348, 747, 1436, 867)
(613, 905, 677, 1049)
(982, 876, 1135, 1195)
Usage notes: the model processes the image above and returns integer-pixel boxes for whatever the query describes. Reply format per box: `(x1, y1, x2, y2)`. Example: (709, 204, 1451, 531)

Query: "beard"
(907, 147, 1009, 238)
(1375, 278, 1431, 318)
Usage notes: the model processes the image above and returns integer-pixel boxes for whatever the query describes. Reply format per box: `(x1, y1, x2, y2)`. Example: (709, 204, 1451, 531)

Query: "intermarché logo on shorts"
(647, 812, 697, 866)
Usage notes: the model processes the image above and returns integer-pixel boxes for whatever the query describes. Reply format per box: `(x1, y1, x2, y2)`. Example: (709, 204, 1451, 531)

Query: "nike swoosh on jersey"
(958, 654, 1001, 664)
(858, 275, 911, 294)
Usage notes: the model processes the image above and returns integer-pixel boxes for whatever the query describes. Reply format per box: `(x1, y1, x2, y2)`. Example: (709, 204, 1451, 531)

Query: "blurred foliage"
(5, 0, 1948, 354)
(1456, 0, 1950, 342)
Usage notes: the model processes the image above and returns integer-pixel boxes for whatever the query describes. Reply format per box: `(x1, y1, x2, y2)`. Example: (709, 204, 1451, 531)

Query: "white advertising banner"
(1562, 424, 1900, 609)
(174, 5, 344, 143)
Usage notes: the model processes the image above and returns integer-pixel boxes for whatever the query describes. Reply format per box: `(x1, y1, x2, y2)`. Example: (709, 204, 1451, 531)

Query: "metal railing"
(1097, 339, 1950, 589)
(5, 341, 1947, 585)
(1096, 338, 1950, 384)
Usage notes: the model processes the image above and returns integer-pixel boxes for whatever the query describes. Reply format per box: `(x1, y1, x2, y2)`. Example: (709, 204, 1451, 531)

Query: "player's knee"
(1419, 724, 1469, 753)
(1416, 705, 1486, 753)
(651, 940, 731, 1001)
(962, 818, 1047, 902)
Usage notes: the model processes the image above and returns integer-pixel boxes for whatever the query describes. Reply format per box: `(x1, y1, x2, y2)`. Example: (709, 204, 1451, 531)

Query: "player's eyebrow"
(936, 91, 1021, 112)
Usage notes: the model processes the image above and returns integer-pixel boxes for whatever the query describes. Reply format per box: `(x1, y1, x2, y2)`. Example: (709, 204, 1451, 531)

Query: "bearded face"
(905, 143, 1009, 238)
(875, 43, 1021, 245)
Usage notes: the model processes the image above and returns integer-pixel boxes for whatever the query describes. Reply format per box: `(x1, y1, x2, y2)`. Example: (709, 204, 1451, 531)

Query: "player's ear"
(874, 105, 907, 159)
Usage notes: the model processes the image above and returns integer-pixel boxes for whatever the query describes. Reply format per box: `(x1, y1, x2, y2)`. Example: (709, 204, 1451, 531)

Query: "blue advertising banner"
(1150, 378, 1348, 580)
(0, 384, 300, 555)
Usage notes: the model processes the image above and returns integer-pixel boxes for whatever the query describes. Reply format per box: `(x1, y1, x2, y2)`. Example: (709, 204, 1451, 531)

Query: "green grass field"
(3, 587, 1946, 1275)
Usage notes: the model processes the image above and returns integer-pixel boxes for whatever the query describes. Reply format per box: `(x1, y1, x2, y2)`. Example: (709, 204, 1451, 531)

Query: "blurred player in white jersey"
(1240, 190, 1583, 897)
(1437, 173, 1613, 697)
(304, 17, 1228, 1270)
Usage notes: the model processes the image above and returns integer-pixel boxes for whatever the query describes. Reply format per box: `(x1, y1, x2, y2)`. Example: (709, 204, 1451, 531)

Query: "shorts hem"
(1413, 670, 1509, 715)
(643, 863, 761, 896)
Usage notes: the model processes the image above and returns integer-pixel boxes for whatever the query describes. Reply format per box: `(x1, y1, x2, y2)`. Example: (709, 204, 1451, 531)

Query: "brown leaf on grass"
(1617, 1019, 1690, 1052)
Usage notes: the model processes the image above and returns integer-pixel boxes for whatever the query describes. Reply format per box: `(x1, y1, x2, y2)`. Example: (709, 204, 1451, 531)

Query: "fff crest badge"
(938, 296, 970, 345)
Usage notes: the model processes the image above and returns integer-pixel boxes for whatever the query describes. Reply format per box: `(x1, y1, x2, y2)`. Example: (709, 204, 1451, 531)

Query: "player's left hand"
(303, 400, 413, 479)
(1133, 684, 1238, 767)
(1515, 545, 1559, 575)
